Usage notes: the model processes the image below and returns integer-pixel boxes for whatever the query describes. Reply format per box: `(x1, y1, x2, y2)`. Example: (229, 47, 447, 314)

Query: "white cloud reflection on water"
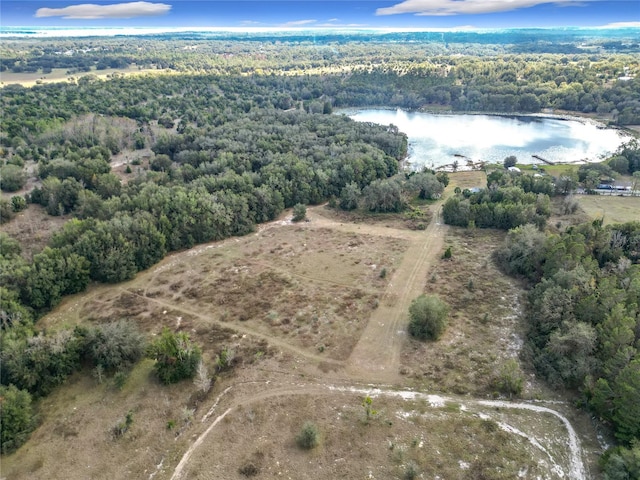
(346, 108, 631, 169)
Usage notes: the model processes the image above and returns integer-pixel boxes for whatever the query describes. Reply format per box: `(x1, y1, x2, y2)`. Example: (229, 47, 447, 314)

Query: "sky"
(1, 0, 639, 30)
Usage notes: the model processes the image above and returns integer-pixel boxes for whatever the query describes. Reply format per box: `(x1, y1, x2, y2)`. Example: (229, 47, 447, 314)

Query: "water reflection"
(345, 109, 631, 170)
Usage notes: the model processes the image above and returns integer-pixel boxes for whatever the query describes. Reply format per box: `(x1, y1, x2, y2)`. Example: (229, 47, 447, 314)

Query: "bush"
(11, 195, 27, 212)
(292, 203, 307, 222)
(0, 198, 15, 224)
(0, 384, 36, 454)
(1, 330, 82, 397)
(82, 320, 146, 373)
(0, 165, 27, 192)
(146, 327, 201, 384)
(495, 359, 525, 397)
(296, 421, 320, 449)
(408, 294, 449, 341)
(339, 182, 360, 210)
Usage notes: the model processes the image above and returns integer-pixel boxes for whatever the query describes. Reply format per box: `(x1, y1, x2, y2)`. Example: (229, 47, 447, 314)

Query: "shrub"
(146, 327, 201, 384)
(339, 182, 360, 211)
(408, 294, 449, 341)
(11, 195, 27, 212)
(1, 330, 82, 397)
(0, 165, 27, 192)
(0, 198, 15, 224)
(296, 421, 320, 449)
(82, 320, 146, 373)
(0, 384, 36, 454)
(112, 410, 134, 439)
(442, 246, 452, 259)
(495, 359, 525, 397)
(292, 203, 307, 222)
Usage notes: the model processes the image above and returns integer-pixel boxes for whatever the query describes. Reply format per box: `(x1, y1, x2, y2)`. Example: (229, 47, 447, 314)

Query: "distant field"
(0, 66, 171, 87)
(577, 195, 640, 225)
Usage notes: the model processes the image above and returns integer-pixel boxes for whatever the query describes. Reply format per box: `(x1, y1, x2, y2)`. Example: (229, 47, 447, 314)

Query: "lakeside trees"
(0, 34, 638, 465)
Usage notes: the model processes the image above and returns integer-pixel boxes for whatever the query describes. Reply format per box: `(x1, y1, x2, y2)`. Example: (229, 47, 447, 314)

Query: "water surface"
(344, 109, 632, 170)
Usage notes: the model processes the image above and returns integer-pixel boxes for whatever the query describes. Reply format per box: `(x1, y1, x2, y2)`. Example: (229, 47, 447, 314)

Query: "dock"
(532, 154, 555, 165)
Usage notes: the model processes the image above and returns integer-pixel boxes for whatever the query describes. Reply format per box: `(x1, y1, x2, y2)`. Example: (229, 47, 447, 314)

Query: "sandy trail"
(143, 204, 587, 480)
(169, 381, 588, 480)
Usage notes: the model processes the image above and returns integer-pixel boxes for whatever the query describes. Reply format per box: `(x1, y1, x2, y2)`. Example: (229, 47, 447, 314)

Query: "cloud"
(35, 1, 171, 20)
(376, 0, 589, 16)
(600, 21, 640, 28)
(280, 19, 317, 27)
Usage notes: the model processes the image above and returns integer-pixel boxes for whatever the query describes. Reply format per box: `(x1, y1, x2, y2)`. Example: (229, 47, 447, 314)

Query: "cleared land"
(2, 175, 601, 480)
(0, 66, 171, 88)
(577, 194, 640, 225)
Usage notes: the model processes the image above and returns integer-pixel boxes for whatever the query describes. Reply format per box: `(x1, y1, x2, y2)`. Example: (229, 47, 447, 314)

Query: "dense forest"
(1, 35, 640, 473)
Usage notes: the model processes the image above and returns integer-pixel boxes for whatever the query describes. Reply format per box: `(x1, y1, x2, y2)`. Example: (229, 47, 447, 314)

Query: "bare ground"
(2, 178, 602, 479)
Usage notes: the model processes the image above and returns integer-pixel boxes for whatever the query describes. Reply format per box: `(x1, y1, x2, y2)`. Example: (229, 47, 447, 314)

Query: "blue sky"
(1, 1, 639, 29)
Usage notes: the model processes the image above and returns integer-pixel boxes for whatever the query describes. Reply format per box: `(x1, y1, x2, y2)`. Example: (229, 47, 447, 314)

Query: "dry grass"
(576, 195, 640, 225)
(0, 66, 171, 88)
(2, 203, 601, 480)
(399, 227, 532, 396)
(181, 393, 573, 480)
(0, 204, 67, 259)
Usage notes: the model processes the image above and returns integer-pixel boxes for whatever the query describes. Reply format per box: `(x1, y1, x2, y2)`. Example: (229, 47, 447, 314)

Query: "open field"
(2, 181, 602, 479)
(0, 66, 172, 88)
(576, 195, 640, 225)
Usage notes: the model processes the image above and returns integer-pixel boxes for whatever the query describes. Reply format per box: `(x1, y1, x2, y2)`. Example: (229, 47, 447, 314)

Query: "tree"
(609, 155, 630, 175)
(146, 327, 201, 384)
(82, 320, 146, 373)
(495, 359, 525, 397)
(407, 172, 443, 200)
(0, 165, 27, 192)
(611, 359, 640, 443)
(504, 156, 517, 168)
(0, 384, 36, 454)
(408, 294, 449, 341)
(339, 182, 360, 210)
(292, 203, 307, 222)
(362, 178, 405, 213)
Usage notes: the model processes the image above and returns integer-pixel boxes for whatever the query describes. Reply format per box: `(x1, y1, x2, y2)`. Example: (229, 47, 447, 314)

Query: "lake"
(342, 109, 633, 170)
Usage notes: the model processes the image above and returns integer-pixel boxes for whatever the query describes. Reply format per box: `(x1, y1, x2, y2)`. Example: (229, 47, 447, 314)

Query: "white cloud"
(376, 0, 588, 16)
(280, 19, 317, 27)
(35, 1, 171, 20)
(599, 21, 640, 28)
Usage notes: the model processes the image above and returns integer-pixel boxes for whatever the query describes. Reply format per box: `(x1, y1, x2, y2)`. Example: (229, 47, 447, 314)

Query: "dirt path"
(169, 381, 588, 480)
(344, 207, 445, 383)
(137, 203, 589, 480)
(122, 288, 344, 368)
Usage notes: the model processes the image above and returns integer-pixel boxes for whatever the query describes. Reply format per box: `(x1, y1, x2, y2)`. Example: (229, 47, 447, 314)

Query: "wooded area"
(1, 35, 639, 473)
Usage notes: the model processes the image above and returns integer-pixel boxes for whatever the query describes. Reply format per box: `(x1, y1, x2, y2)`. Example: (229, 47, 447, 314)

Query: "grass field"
(577, 195, 640, 225)
(0, 66, 172, 88)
